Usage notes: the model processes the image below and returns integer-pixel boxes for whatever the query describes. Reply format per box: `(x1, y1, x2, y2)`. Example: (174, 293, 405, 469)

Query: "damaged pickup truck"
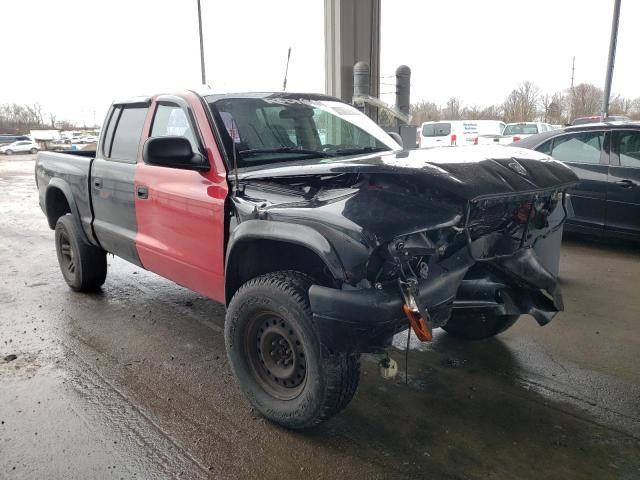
(35, 91, 578, 429)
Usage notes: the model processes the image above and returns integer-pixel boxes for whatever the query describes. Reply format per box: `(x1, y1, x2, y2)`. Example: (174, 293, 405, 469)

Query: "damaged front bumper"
(309, 244, 564, 353)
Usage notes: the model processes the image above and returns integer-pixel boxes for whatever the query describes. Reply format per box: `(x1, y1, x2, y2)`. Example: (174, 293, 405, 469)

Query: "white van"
(418, 120, 505, 148)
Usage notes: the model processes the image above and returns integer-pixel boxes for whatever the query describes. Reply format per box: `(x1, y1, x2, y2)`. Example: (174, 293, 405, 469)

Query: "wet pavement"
(1, 154, 639, 479)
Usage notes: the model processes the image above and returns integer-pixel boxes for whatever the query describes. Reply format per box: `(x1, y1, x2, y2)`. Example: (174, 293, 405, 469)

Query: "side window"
(551, 132, 604, 164)
(618, 131, 640, 168)
(109, 107, 148, 162)
(422, 124, 435, 137)
(536, 140, 552, 155)
(150, 104, 197, 148)
(102, 106, 121, 157)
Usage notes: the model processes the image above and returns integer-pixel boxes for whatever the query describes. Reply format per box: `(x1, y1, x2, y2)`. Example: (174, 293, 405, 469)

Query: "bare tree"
(609, 94, 634, 116)
(0, 103, 48, 134)
(630, 97, 640, 120)
(539, 92, 567, 124)
(570, 83, 603, 120)
(442, 97, 462, 120)
(410, 101, 441, 125)
(503, 81, 540, 123)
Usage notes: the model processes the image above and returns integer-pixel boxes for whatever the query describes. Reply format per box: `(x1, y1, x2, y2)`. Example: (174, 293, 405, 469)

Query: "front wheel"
(5, 149, 13, 155)
(225, 271, 360, 429)
(55, 214, 107, 292)
(442, 313, 520, 340)
(30, 148, 38, 154)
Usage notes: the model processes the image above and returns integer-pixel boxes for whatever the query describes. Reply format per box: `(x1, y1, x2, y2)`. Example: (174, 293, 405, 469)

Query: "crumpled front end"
(309, 189, 568, 353)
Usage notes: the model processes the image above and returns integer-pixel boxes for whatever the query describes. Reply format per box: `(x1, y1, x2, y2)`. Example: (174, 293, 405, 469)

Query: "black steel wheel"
(225, 271, 360, 429)
(246, 312, 307, 400)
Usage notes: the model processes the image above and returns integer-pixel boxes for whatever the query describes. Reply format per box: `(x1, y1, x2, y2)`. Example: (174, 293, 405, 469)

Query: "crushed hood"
(235, 145, 579, 201)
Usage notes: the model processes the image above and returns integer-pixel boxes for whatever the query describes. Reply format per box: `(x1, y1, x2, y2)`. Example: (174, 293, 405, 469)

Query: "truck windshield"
(208, 95, 400, 166)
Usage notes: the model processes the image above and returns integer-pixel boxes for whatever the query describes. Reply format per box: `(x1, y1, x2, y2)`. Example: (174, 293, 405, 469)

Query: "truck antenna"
(282, 47, 291, 91)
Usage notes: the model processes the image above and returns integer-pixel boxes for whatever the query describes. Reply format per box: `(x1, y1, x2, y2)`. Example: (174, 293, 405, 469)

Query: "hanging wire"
(405, 326, 411, 385)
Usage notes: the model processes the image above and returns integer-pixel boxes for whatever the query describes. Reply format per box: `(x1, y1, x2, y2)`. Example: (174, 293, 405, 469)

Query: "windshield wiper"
(239, 147, 334, 158)
(329, 146, 389, 155)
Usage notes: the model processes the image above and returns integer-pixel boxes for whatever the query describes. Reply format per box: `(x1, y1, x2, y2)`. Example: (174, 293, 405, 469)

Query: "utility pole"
(602, 0, 621, 119)
(570, 56, 575, 122)
(197, 0, 206, 86)
(570, 56, 575, 90)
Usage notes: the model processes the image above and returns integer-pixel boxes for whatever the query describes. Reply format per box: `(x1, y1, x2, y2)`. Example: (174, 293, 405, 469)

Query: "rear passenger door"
(606, 130, 640, 235)
(544, 130, 609, 231)
(91, 102, 149, 265)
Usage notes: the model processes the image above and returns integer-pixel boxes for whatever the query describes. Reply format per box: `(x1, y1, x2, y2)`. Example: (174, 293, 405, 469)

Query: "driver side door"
(134, 94, 229, 303)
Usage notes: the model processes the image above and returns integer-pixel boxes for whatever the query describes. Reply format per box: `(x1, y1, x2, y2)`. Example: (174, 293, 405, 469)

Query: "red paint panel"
(134, 92, 229, 302)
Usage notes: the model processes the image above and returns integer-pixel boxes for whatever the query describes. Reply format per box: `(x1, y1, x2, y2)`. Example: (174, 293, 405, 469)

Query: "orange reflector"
(402, 304, 433, 342)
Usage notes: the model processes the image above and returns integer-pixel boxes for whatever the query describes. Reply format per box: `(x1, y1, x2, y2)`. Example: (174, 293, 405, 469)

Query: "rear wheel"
(225, 271, 360, 429)
(442, 313, 520, 340)
(55, 214, 107, 292)
(30, 148, 38, 154)
(5, 149, 13, 155)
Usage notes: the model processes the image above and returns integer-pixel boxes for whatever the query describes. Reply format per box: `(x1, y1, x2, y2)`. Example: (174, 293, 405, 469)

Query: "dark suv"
(514, 123, 640, 240)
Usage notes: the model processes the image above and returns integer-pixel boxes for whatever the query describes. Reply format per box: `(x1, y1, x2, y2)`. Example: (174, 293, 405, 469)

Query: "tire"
(30, 148, 38, 154)
(54, 214, 107, 292)
(5, 149, 13, 155)
(225, 271, 360, 429)
(442, 313, 520, 340)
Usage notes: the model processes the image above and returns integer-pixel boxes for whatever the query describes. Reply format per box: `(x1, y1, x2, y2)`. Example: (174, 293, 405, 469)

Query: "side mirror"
(142, 136, 209, 171)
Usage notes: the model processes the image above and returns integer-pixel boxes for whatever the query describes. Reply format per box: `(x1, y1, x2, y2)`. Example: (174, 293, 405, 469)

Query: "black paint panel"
(90, 157, 141, 265)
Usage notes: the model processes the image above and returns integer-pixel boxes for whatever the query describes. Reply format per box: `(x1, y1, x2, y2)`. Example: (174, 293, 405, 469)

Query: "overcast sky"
(1, 0, 638, 125)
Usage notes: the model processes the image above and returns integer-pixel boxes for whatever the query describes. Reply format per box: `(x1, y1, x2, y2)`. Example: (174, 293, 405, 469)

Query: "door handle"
(137, 185, 149, 199)
(93, 178, 102, 189)
(615, 179, 636, 188)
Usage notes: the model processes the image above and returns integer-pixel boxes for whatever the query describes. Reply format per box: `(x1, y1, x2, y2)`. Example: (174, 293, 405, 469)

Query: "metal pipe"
(197, 0, 206, 86)
(395, 65, 411, 125)
(353, 61, 371, 98)
(602, 0, 621, 119)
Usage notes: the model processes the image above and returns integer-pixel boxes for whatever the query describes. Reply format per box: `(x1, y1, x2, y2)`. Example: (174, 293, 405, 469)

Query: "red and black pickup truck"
(35, 90, 578, 428)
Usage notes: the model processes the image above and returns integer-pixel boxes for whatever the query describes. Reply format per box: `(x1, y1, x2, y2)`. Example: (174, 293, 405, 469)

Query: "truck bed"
(35, 151, 96, 244)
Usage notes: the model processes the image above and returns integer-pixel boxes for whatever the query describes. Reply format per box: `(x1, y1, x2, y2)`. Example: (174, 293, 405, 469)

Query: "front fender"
(225, 219, 347, 282)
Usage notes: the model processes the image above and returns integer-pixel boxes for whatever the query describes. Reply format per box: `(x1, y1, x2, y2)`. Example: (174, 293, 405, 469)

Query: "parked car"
(513, 122, 640, 240)
(0, 134, 31, 146)
(572, 115, 631, 126)
(0, 140, 39, 155)
(36, 91, 577, 429)
(418, 120, 505, 147)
